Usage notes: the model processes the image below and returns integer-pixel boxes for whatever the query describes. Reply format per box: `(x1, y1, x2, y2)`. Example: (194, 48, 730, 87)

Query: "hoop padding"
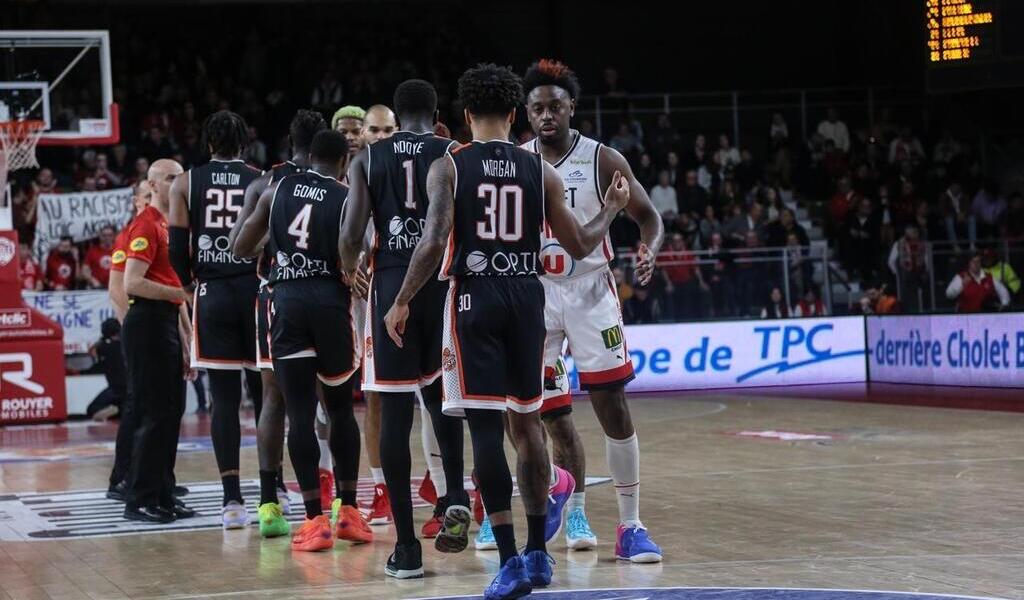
(0, 120, 46, 173)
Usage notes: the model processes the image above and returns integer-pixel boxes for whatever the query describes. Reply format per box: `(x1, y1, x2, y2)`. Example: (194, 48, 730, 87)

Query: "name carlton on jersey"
(210, 172, 241, 186)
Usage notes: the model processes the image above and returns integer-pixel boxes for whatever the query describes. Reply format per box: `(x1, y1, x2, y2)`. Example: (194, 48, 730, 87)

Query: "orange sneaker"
(291, 515, 333, 552)
(335, 504, 374, 544)
(367, 483, 392, 525)
(318, 469, 334, 512)
(418, 470, 438, 505)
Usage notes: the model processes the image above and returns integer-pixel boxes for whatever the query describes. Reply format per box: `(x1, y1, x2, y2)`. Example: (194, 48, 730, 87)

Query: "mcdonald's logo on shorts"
(601, 325, 623, 349)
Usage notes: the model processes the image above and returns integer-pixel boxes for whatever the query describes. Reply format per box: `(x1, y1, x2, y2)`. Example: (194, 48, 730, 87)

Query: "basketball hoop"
(0, 120, 46, 173)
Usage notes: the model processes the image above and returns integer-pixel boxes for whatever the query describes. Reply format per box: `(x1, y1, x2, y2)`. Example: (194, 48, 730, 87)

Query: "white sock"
(606, 433, 641, 527)
(370, 467, 385, 486)
(566, 492, 586, 513)
(317, 439, 332, 472)
(420, 409, 447, 497)
(549, 463, 558, 489)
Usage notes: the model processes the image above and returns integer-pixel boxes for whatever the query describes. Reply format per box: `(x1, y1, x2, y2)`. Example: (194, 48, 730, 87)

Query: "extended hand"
(384, 302, 410, 348)
(603, 170, 630, 212)
(635, 243, 655, 286)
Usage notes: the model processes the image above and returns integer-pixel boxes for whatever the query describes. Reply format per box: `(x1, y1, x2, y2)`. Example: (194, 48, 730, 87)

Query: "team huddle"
(109, 60, 664, 600)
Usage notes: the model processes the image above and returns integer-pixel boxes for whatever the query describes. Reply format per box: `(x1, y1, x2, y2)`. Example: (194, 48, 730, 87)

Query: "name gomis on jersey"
(293, 184, 327, 202)
(210, 172, 241, 186)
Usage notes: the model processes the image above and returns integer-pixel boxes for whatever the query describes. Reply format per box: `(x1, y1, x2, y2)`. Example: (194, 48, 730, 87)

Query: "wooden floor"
(1, 390, 1022, 600)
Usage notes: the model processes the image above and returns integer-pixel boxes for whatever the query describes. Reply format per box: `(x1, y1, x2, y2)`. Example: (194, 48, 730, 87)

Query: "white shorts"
(541, 267, 634, 404)
(353, 295, 367, 366)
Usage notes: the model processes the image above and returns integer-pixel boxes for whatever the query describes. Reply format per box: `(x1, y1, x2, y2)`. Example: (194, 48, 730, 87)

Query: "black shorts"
(269, 278, 359, 386)
(362, 268, 446, 392)
(256, 283, 273, 370)
(191, 274, 259, 370)
(440, 276, 545, 416)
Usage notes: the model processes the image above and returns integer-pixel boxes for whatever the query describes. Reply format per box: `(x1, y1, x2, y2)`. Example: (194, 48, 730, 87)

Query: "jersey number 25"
(204, 189, 244, 228)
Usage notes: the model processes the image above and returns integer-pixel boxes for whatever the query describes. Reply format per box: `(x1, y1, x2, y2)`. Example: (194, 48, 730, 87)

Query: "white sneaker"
(222, 501, 249, 530)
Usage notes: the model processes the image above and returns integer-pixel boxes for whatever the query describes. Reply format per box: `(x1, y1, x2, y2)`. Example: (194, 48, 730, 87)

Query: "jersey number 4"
(204, 189, 244, 228)
(288, 204, 313, 249)
(476, 184, 523, 242)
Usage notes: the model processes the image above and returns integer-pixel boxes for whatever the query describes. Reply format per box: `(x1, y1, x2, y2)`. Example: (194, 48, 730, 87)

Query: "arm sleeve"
(125, 221, 158, 264)
(945, 274, 963, 299)
(993, 278, 1011, 306)
(169, 226, 192, 286)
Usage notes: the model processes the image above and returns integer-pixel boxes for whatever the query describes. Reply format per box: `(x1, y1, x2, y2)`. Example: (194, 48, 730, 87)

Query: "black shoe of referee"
(124, 505, 176, 524)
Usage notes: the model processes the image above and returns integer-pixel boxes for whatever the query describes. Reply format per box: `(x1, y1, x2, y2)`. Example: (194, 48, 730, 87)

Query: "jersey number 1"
(402, 160, 416, 210)
(288, 204, 313, 249)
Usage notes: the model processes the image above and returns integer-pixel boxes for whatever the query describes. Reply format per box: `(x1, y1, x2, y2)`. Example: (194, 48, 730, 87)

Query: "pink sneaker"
(545, 465, 575, 542)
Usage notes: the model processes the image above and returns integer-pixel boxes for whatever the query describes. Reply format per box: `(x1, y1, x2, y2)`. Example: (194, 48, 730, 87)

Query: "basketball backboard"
(0, 30, 118, 146)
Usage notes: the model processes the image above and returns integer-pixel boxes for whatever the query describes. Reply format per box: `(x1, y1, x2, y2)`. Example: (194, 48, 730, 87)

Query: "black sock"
(303, 496, 321, 519)
(222, 474, 242, 506)
(276, 466, 287, 492)
(259, 470, 279, 505)
(525, 514, 546, 553)
(492, 523, 517, 565)
(339, 489, 356, 506)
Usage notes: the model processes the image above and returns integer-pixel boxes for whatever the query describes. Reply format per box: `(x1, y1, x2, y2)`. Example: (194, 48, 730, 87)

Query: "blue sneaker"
(565, 507, 597, 550)
(615, 524, 663, 563)
(484, 555, 532, 600)
(545, 466, 575, 542)
(475, 516, 497, 550)
(521, 550, 554, 587)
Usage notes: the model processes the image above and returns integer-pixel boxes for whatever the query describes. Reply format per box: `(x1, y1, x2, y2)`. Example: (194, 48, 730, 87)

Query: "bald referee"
(122, 159, 194, 523)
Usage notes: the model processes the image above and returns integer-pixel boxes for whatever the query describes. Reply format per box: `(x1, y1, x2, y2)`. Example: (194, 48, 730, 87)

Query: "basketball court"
(1, 16, 1023, 600)
(2, 389, 1021, 599)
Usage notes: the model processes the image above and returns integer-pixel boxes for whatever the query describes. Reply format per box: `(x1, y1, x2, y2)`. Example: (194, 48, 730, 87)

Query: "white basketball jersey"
(522, 131, 613, 279)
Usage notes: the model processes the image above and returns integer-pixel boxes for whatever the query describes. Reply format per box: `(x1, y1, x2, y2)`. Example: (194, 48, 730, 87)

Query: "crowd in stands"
(9, 48, 1022, 316)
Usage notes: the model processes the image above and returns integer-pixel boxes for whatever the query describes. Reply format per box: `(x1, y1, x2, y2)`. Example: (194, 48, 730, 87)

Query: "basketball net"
(0, 120, 45, 229)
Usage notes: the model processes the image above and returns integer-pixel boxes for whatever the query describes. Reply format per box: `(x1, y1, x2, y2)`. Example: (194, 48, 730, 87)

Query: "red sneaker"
(291, 515, 333, 552)
(318, 468, 334, 512)
(472, 488, 484, 526)
(418, 470, 438, 505)
(422, 497, 445, 538)
(367, 483, 392, 525)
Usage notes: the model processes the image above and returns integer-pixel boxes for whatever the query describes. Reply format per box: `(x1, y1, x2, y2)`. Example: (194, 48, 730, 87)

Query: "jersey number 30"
(476, 184, 523, 242)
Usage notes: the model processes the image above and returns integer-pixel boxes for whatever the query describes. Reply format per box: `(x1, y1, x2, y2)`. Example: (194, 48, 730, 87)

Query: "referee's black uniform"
(121, 204, 190, 523)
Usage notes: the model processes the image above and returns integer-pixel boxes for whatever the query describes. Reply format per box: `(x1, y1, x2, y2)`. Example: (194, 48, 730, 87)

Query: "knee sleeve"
(322, 380, 360, 483)
(244, 368, 264, 424)
(465, 409, 512, 515)
(275, 358, 320, 493)
(208, 369, 242, 472)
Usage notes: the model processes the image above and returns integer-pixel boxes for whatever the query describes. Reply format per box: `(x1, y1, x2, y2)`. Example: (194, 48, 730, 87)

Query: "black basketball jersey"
(442, 140, 545, 278)
(367, 131, 455, 272)
(267, 170, 347, 284)
(188, 158, 263, 280)
(258, 161, 306, 281)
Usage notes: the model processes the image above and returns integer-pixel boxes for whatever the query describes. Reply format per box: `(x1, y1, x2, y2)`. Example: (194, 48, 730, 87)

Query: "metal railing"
(890, 239, 1024, 313)
(574, 85, 924, 151)
(615, 243, 833, 322)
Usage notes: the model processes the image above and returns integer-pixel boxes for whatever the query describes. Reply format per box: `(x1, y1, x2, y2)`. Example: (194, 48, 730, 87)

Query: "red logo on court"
(442, 347, 456, 372)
